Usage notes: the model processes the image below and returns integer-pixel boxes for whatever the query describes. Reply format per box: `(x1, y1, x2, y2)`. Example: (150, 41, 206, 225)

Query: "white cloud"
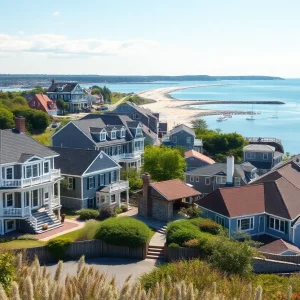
(0, 33, 159, 57)
(52, 11, 60, 17)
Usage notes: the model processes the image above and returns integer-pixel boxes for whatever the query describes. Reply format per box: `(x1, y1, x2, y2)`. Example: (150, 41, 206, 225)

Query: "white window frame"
(234, 177, 241, 186)
(100, 174, 105, 186)
(190, 175, 194, 182)
(5, 193, 14, 208)
(88, 177, 94, 189)
(133, 113, 140, 120)
(269, 216, 286, 233)
(237, 217, 254, 232)
(246, 152, 256, 159)
(67, 177, 73, 190)
(205, 177, 211, 185)
(263, 153, 268, 160)
(5, 220, 16, 233)
(187, 137, 192, 144)
(31, 190, 39, 208)
(111, 131, 117, 139)
(118, 145, 122, 154)
(5, 167, 13, 180)
(100, 132, 106, 141)
(120, 128, 126, 138)
(111, 171, 116, 183)
(215, 215, 225, 226)
(24, 163, 40, 179)
(111, 194, 116, 203)
(216, 176, 226, 184)
(136, 127, 143, 136)
(43, 161, 50, 174)
(195, 176, 199, 182)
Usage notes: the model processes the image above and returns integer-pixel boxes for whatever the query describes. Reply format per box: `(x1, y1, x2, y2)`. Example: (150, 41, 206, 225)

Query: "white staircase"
(26, 210, 61, 234)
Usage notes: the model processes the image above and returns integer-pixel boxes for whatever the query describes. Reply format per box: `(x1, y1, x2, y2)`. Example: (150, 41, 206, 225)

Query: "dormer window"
(133, 113, 140, 120)
(136, 127, 142, 136)
(120, 128, 126, 138)
(111, 131, 117, 139)
(100, 132, 106, 141)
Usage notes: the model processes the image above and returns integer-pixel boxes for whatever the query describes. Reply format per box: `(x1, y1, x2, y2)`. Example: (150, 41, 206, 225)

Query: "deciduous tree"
(0, 108, 14, 129)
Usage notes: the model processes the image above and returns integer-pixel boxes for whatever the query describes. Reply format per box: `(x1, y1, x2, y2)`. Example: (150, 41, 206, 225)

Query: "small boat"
(246, 104, 255, 120)
(217, 116, 228, 122)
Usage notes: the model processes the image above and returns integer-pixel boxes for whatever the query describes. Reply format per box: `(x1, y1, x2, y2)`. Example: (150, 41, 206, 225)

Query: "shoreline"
(138, 84, 283, 129)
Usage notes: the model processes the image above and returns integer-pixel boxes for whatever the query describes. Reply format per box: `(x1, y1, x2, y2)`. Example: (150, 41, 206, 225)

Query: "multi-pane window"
(111, 194, 116, 203)
(237, 217, 254, 231)
(190, 176, 194, 182)
(88, 177, 94, 189)
(111, 131, 117, 139)
(6, 194, 13, 207)
(32, 190, 39, 207)
(25, 164, 39, 178)
(263, 153, 268, 160)
(234, 177, 241, 186)
(205, 177, 211, 185)
(100, 132, 106, 141)
(216, 176, 226, 184)
(6, 167, 13, 180)
(195, 176, 199, 182)
(246, 152, 256, 159)
(121, 129, 126, 137)
(187, 137, 192, 143)
(269, 217, 288, 233)
(215, 215, 225, 226)
(111, 171, 116, 183)
(136, 128, 142, 135)
(6, 220, 15, 231)
(67, 177, 73, 190)
(44, 161, 50, 174)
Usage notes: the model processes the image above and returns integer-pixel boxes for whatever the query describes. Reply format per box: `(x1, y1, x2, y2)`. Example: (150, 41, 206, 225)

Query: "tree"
(143, 146, 186, 181)
(191, 119, 208, 132)
(102, 86, 112, 103)
(120, 168, 142, 194)
(12, 96, 28, 107)
(91, 88, 102, 95)
(0, 108, 14, 129)
(0, 253, 15, 290)
(56, 98, 69, 115)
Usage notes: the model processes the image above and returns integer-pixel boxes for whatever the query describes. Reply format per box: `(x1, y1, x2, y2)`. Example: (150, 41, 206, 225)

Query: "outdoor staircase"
(26, 210, 62, 234)
(157, 225, 167, 234)
(147, 245, 164, 259)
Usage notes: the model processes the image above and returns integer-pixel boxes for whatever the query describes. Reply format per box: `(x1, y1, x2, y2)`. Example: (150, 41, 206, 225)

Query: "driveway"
(47, 257, 161, 287)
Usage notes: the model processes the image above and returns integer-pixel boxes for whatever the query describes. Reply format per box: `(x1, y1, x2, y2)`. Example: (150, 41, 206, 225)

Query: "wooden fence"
(260, 252, 300, 264)
(16, 240, 148, 264)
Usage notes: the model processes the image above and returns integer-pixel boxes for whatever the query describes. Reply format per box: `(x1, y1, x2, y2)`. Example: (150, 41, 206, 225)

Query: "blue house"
(162, 124, 203, 152)
(195, 158, 300, 249)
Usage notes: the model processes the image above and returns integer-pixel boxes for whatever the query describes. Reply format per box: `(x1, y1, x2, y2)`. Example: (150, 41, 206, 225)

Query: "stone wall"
(152, 199, 168, 221)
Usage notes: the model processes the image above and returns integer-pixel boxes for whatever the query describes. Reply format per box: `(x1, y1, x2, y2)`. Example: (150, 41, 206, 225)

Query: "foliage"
(46, 238, 72, 260)
(168, 242, 180, 248)
(56, 98, 69, 115)
(31, 128, 54, 146)
(0, 253, 15, 290)
(120, 204, 128, 212)
(78, 209, 99, 220)
(16, 234, 38, 241)
(179, 205, 202, 219)
(189, 218, 223, 235)
(76, 220, 101, 241)
(0, 108, 14, 129)
(95, 217, 152, 247)
(98, 204, 115, 220)
(91, 85, 112, 102)
(120, 168, 142, 193)
(114, 207, 123, 214)
(143, 146, 186, 181)
(12, 96, 28, 106)
(191, 119, 208, 131)
(125, 94, 154, 105)
(12, 108, 50, 133)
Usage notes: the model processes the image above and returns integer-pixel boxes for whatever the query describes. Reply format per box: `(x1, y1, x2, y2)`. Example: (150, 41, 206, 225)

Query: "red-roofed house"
(28, 94, 58, 116)
(185, 150, 215, 171)
(139, 173, 201, 221)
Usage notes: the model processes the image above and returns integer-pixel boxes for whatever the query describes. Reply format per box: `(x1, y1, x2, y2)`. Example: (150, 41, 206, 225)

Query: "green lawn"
(32, 128, 54, 146)
(110, 92, 128, 104)
(1, 240, 46, 250)
(53, 228, 84, 241)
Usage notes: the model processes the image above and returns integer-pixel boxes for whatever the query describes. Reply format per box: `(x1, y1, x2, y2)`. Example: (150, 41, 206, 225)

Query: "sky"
(0, 0, 300, 77)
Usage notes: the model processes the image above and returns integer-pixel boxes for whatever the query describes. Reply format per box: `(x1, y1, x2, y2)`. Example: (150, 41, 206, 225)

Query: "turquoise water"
(2, 79, 300, 153)
(171, 80, 300, 154)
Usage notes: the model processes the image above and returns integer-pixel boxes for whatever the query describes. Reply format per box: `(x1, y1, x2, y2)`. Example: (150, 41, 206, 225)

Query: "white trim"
(43, 160, 50, 174)
(5, 166, 14, 180)
(61, 195, 85, 201)
(263, 153, 269, 160)
(5, 193, 14, 208)
(237, 217, 254, 232)
(205, 177, 211, 185)
(5, 220, 16, 233)
(195, 205, 231, 220)
(246, 152, 256, 159)
(88, 177, 94, 189)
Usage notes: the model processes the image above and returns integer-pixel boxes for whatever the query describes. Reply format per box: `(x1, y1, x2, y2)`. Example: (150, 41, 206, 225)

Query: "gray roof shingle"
(170, 124, 195, 137)
(0, 130, 58, 164)
(47, 82, 78, 93)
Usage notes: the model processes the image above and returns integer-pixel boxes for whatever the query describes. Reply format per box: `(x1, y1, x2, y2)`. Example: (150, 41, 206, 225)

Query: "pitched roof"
(125, 101, 158, 120)
(243, 144, 276, 152)
(32, 94, 57, 111)
(47, 82, 78, 93)
(0, 130, 58, 164)
(150, 179, 200, 201)
(185, 150, 215, 165)
(50, 147, 119, 176)
(258, 239, 300, 255)
(196, 177, 300, 220)
(170, 124, 195, 137)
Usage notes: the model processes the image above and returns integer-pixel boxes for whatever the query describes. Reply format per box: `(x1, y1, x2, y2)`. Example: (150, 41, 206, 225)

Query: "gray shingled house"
(51, 147, 129, 210)
(51, 114, 145, 170)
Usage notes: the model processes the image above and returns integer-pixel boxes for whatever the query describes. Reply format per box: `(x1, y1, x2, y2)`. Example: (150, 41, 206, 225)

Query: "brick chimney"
(226, 153, 234, 184)
(139, 173, 151, 218)
(15, 116, 26, 133)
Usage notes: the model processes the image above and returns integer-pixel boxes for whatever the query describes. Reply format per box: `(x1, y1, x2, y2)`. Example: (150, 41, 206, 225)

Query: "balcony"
(98, 180, 129, 194)
(112, 152, 142, 162)
(0, 169, 61, 188)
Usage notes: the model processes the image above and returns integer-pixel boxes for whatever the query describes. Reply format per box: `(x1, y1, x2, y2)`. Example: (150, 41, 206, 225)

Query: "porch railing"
(52, 196, 60, 207)
(3, 208, 22, 216)
(28, 215, 37, 231)
(0, 169, 61, 188)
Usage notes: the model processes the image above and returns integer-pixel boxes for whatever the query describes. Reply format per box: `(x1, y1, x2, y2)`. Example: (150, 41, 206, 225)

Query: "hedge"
(94, 217, 152, 247)
(189, 218, 223, 235)
(78, 209, 99, 220)
(46, 238, 72, 260)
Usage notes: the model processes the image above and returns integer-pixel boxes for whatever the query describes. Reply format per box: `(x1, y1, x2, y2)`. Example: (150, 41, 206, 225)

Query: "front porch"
(96, 180, 129, 208)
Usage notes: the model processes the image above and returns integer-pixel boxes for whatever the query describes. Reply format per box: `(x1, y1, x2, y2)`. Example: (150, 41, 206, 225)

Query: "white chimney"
(226, 154, 234, 184)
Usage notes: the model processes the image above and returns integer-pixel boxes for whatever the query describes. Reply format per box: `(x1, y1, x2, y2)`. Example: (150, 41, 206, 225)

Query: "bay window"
(268, 216, 288, 234)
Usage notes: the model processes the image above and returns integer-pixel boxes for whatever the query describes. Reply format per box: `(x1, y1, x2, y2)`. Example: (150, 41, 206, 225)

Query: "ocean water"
(2, 79, 299, 153)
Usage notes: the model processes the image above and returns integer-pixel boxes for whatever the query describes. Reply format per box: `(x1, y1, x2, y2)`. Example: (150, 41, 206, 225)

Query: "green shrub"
(78, 209, 98, 220)
(99, 204, 115, 220)
(76, 220, 101, 241)
(121, 204, 128, 212)
(0, 253, 15, 290)
(46, 238, 72, 260)
(114, 207, 123, 214)
(184, 239, 199, 248)
(94, 217, 152, 247)
(189, 218, 223, 235)
(168, 243, 179, 248)
(179, 205, 202, 218)
(17, 234, 38, 241)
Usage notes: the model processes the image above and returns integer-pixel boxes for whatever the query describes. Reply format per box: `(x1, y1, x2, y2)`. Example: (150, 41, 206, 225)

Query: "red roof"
(31, 94, 57, 112)
(185, 150, 215, 164)
(150, 179, 201, 201)
(259, 239, 300, 255)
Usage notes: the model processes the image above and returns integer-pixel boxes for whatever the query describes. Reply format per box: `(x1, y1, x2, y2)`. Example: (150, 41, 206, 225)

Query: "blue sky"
(0, 0, 299, 77)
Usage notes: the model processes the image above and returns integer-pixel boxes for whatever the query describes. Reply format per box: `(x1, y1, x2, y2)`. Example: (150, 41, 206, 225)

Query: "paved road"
(47, 257, 161, 287)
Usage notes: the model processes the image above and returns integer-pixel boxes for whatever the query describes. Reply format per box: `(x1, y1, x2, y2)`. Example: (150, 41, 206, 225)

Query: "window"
(133, 113, 140, 119)
(172, 136, 177, 143)
(98, 174, 104, 186)
(6, 220, 15, 233)
(118, 145, 122, 154)
(25, 164, 39, 178)
(44, 161, 50, 174)
(67, 177, 73, 190)
(88, 177, 94, 189)
(234, 177, 241, 186)
(32, 190, 38, 207)
(111, 194, 116, 203)
(187, 137, 192, 144)
(100, 132, 106, 141)
(111, 171, 116, 183)
(216, 176, 226, 184)
(237, 217, 254, 231)
(32, 101, 35, 107)
(25, 192, 30, 207)
(215, 215, 225, 226)
(268, 216, 288, 233)
(111, 131, 117, 139)
(100, 195, 105, 203)
(136, 127, 143, 136)
(190, 176, 194, 182)
(5, 167, 13, 180)
(205, 177, 211, 185)
(263, 153, 268, 160)
(195, 176, 199, 182)
(6, 194, 13, 207)
(45, 192, 49, 199)
(246, 152, 256, 159)
(121, 128, 126, 138)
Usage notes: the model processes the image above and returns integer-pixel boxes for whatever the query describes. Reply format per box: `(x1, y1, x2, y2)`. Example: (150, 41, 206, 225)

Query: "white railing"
(52, 196, 60, 207)
(109, 180, 129, 193)
(28, 215, 37, 231)
(3, 208, 22, 216)
(0, 169, 61, 188)
(24, 206, 30, 216)
(112, 152, 142, 161)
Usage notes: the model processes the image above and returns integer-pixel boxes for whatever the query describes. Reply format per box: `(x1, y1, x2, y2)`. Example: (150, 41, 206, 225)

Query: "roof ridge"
(271, 180, 292, 219)
(219, 183, 264, 191)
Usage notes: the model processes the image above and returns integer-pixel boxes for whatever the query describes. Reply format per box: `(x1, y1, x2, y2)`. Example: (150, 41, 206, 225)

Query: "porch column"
(21, 192, 25, 217)
(58, 181, 61, 206)
(0, 219, 4, 235)
(126, 190, 129, 206)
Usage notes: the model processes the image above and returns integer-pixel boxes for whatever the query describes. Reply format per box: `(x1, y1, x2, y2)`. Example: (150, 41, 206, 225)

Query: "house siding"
(164, 131, 195, 150)
(230, 215, 265, 236)
(52, 122, 95, 149)
(293, 225, 300, 247)
(201, 208, 230, 229)
(186, 157, 211, 171)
